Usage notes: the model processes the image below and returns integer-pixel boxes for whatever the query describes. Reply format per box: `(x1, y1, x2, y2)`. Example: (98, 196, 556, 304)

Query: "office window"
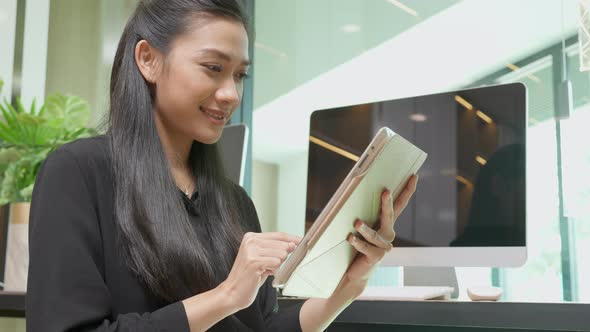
(487, 57, 563, 301)
(564, 48, 590, 302)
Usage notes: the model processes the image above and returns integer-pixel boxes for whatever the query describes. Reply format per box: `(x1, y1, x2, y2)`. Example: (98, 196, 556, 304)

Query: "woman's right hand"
(219, 232, 301, 310)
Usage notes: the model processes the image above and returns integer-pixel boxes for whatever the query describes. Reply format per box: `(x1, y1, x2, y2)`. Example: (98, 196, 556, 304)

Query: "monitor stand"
(359, 267, 458, 301)
(403, 266, 459, 299)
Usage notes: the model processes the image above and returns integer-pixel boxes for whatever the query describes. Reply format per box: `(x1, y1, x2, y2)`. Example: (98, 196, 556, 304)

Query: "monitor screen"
(306, 83, 526, 250)
(218, 123, 248, 186)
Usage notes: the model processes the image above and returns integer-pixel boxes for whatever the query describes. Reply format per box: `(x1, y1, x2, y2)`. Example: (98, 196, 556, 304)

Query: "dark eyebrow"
(195, 48, 251, 66)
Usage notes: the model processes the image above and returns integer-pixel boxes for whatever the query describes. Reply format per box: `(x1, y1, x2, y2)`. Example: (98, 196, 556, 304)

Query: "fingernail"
(360, 223, 370, 233)
(354, 219, 362, 229)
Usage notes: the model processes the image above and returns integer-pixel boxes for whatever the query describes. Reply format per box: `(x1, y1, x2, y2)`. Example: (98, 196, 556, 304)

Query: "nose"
(215, 77, 241, 108)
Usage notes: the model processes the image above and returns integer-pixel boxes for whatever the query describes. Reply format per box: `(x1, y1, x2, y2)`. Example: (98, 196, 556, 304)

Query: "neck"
(154, 112, 193, 178)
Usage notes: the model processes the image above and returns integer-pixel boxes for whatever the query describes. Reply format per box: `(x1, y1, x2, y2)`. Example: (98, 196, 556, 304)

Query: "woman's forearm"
(299, 278, 363, 332)
(181, 284, 239, 332)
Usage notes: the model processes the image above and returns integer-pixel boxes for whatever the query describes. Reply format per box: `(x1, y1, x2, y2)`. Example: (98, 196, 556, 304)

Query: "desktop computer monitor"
(217, 123, 249, 186)
(305, 83, 527, 268)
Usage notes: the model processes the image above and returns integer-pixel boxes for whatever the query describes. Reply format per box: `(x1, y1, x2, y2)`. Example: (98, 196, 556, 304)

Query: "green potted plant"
(0, 78, 97, 291)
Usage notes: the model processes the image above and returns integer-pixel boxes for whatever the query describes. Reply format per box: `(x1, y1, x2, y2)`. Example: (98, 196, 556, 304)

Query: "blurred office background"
(251, 0, 589, 306)
(0, 0, 588, 329)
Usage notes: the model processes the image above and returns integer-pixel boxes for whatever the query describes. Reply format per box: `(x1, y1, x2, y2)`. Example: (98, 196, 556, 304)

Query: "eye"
(203, 64, 223, 73)
(236, 72, 250, 82)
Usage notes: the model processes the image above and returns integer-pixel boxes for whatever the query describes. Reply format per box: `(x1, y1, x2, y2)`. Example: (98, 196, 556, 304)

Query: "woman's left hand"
(336, 175, 419, 298)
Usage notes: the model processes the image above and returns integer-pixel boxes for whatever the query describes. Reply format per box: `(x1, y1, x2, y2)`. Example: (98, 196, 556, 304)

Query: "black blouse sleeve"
(235, 186, 305, 332)
(26, 147, 190, 332)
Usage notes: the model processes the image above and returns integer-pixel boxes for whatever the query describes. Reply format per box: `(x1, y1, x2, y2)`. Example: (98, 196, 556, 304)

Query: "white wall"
(20, 0, 50, 107)
(252, 153, 308, 237)
(45, 0, 101, 120)
(95, 0, 139, 126)
(45, 0, 137, 128)
(0, 0, 17, 101)
(251, 160, 279, 232)
(276, 152, 308, 237)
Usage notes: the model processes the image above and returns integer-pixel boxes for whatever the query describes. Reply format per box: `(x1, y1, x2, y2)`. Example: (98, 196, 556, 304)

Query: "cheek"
(155, 68, 214, 115)
(229, 82, 245, 110)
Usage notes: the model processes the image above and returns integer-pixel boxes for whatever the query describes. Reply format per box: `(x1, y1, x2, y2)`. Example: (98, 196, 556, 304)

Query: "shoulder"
(45, 135, 110, 174)
(228, 181, 253, 211)
(38, 135, 111, 194)
(55, 135, 110, 164)
(227, 182, 262, 233)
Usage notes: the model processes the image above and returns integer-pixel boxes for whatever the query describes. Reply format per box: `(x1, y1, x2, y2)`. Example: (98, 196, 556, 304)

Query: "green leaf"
(32, 126, 61, 146)
(64, 127, 97, 141)
(45, 94, 91, 131)
(0, 148, 22, 164)
(0, 90, 95, 203)
(37, 104, 47, 117)
(30, 98, 37, 115)
(15, 97, 26, 114)
(0, 101, 19, 129)
(0, 121, 25, 144)
(16, 112, 44, 126)
(0, 100, 33, 144)
(44, 117, 65, 129)
(1, 151, 47, 203)
(0, 163, 19, 204)
(19, 183, 34, 201)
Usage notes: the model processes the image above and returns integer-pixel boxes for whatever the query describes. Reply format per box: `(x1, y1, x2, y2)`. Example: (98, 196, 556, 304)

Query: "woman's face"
(150, 17, 249, 144)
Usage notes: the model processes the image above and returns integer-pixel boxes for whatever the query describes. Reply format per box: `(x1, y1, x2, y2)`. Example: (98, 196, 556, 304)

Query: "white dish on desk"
(467, 286, 503, 301)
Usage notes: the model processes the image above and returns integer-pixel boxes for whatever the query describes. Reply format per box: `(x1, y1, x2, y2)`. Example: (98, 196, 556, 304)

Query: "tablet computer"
(272, 127, 427, 298)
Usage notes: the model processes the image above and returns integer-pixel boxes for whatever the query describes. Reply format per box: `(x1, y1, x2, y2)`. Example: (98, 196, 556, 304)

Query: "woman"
(26, 0, 418, 331)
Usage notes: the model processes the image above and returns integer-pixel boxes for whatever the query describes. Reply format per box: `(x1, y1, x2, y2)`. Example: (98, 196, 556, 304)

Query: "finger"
(242, 233, 300, 252)
(256, 239, 297, 252)
(377, 189, 395, 240)
(256, 232, 302, 244)
(392, 175, 418, 219)
(347, 234, 387, 264)
(354, 219, 393, 250)
(256, 247, 291, 262)
(262, 264, 283, 277)
(253, 257, 282, 275)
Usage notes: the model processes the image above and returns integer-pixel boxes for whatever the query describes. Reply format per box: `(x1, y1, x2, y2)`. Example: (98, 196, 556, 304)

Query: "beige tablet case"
(278, 128, 427, 298)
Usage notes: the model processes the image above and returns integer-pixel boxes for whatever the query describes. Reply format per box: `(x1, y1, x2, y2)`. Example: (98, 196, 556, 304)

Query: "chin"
(194, 127, 224, 144)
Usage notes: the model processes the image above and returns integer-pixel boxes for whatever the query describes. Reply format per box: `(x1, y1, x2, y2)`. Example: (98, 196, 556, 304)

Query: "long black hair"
(106, 0, 251, 302)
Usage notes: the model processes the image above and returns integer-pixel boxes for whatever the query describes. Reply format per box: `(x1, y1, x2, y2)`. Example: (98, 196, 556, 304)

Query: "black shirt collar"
(179, 189, 200, 216)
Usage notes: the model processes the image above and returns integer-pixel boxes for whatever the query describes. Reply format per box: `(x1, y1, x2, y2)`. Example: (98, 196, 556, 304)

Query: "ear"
(135, 40, 162, 83)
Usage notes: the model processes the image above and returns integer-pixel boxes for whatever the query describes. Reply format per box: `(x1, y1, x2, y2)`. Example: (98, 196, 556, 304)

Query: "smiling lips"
(200, 107, 229, 124)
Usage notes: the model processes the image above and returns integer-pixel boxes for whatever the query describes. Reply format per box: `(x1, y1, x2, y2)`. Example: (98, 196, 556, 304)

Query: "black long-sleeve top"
(26, 135, 303, 331)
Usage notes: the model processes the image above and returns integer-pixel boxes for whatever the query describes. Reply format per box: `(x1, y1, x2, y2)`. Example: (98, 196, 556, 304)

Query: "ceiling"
(252, 0, 579, 164)
(253, 0, 460, 108)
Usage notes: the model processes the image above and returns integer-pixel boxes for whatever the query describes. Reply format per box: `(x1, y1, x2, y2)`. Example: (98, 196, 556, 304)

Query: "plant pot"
(3, 202, 30, 291)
